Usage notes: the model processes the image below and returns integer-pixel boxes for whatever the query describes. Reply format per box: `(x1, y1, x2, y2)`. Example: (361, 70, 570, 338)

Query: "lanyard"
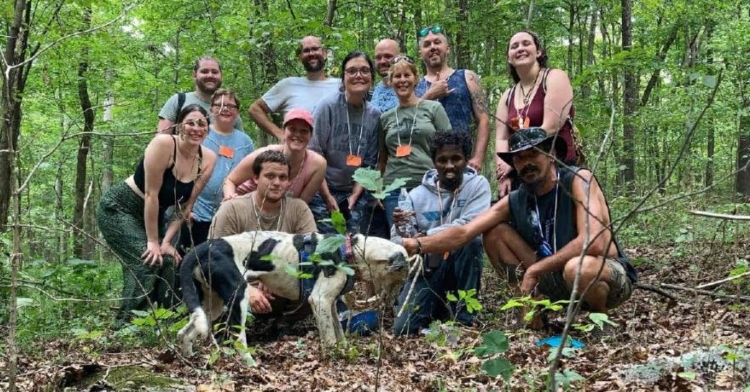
(395, 100, 421, 147)
(532, 170, 560, 252)
(345, 101, 367, 157)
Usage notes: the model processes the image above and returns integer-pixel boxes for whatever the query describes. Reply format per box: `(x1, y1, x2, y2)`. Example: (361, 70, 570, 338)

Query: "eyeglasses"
(211, 103, 238, 111)
(183, 119, 208, 128)
(344, 67, 372, 77)
(301, 46, 322, 54)
(418, 26, 444, 38)
(389, 55, 415, 65)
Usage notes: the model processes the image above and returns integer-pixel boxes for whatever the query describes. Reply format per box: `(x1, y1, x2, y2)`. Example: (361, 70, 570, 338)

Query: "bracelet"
(415, 238, 424, 254)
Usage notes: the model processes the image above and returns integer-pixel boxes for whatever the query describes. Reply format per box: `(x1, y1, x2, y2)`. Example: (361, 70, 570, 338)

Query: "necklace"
(251, 192, 284, 231)
(345, 100, 367, 162)
(283, 145, 307, 196)
(519, 68, 542, 106)
(532, 170, 560, 252)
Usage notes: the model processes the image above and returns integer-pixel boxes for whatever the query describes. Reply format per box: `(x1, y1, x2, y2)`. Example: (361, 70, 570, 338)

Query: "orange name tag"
(346, 154, 362, 167)
(523, 117, 530, 128)
(395, 145, 412, 157)
(219, 145, 235, 158)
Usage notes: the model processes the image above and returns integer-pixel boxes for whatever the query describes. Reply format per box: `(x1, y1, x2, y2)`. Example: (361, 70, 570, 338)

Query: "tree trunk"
(251, 0, 276, 148)
(620, 0, 637, 185)
(454, 0, 470, 69)
(324, 0, 336, 27)
(581, 9, 598, 99)
(704, 23, 715, 188)
(737, 96, 750, 197)
(73, 6, 94, 258)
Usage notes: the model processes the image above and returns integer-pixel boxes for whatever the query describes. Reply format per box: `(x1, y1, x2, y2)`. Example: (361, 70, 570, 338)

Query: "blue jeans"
(309, 189, 370, 234)
(393, 237, 484, 336)
(383, 188, 401, 230)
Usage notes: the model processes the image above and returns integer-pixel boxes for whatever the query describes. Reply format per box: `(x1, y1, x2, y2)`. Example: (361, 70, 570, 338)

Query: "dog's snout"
(388, 252, 407, 271)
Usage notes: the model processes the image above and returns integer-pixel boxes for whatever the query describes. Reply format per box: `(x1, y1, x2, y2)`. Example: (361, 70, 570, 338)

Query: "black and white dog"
(176, 231, 418, 363)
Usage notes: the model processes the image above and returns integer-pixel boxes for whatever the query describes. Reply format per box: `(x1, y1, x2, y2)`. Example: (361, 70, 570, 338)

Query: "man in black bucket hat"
(400, 127, 637, 313)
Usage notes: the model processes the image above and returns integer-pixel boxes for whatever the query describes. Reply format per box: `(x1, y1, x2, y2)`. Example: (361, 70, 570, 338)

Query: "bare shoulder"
(464, 69, 483, 87)
(546, 68, 572, 84)
(307, 150, 327, 167)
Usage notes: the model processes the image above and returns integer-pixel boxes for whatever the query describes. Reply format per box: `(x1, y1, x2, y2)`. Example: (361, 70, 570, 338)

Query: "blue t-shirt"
(371, 82, 399, 113)
(192, 128, 255, 222)
(415, 69, 474, 135)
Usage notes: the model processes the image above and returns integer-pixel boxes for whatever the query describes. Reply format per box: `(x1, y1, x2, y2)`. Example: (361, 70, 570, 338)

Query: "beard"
(439, 173, 462, 190)
(302, 57, 326, 72)
(196, 79, 222, 95)
(519, 165, 544, 189)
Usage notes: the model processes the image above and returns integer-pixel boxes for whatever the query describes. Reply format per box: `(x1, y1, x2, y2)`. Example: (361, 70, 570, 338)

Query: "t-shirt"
(192, 128, 255, 222)
(158, 91, 243, 131)
(371, 82, 399, 113)
(208, 193, 317, 238)
(379, 100, 452, 189)
(309, 91, 381, 191)
(262, 77, 341, 115)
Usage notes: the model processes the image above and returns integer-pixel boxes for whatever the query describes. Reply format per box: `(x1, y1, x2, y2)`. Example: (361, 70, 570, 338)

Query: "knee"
(562, 256, 604, 288)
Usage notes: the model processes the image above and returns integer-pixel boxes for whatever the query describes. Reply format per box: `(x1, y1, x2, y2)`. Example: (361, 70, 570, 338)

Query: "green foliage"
(474, 330, 513, 382)
(574, 313, 619, 333)
(501, 296, 567, 322)
(445, 289, 483, 314)
(554, 369, 585, 390)
(353, 168, 406, 199)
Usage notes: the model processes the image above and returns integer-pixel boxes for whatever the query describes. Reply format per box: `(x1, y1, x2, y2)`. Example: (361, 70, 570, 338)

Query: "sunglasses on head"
(390, 55, 415, 65)
(418, 26, 444, 38)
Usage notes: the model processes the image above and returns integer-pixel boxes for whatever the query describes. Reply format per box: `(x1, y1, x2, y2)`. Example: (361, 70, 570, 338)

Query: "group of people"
(97, 28, 637, 336)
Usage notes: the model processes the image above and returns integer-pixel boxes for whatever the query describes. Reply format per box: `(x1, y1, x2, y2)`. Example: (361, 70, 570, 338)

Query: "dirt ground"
(4, 242, 750, 391)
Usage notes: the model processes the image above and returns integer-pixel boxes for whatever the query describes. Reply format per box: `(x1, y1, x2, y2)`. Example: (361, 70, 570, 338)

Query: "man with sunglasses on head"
(249, 35, 341, 141)
(157, 56, 244, 133)
(399, 128, 637, 315)
(415, 26, 490, 174)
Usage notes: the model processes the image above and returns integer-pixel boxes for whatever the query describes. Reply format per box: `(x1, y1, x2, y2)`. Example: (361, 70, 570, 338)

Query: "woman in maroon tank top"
(494, 30, 576, 197)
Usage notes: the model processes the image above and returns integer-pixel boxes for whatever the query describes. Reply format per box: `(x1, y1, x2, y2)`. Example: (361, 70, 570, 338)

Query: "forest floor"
(4, 241, 750, 391)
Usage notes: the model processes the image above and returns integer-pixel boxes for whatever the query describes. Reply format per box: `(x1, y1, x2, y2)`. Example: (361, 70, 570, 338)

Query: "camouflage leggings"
(309, 189, 371, 234)
(97, 182, 180, 327)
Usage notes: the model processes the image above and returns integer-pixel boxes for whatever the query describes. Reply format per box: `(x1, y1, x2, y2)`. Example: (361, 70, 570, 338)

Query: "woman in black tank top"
(97, 104, 217, 326)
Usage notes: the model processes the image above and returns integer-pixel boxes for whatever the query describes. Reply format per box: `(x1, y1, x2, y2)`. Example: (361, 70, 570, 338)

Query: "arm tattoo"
(468, 72, 490, 115)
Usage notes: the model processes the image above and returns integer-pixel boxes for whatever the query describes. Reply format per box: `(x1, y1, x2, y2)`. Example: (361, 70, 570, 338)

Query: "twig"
(689, 210, 750, 221)
(696, 272, 750, 290)
(635, 283, 682, 301)
(660, 283, 750, 302)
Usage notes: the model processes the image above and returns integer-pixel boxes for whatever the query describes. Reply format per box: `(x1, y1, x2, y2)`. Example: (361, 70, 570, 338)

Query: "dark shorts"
(539, 258, 634, 310)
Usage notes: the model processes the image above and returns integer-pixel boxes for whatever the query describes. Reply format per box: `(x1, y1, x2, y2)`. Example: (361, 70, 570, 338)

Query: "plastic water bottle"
(396, 188, 416, 237)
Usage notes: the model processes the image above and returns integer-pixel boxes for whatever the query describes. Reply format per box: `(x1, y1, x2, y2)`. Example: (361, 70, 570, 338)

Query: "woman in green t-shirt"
(378, 56, 452, 228)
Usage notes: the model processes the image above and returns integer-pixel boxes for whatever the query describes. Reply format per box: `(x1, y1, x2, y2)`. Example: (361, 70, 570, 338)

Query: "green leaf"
(316, 235, 346, 254)
(589, 313, 618, 329)
(481, 357, 514, 381)
(500, 298, 525, 310)
(67, 258, 96, 267)
(677, 371, 696, 381)
(702, 75, 717, 88)
(446, 292, 458, 302)
(474, 330, 509, 356)
(284, 265, 299, 277)
(352, 168, 383, 192)
(330, 211, 347, 235)
(337, 264, 355, 276)
(382, 178, 408, 195)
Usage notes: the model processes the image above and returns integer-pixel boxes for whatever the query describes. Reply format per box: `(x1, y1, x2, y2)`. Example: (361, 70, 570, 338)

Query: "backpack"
(506, 69, 586, 166)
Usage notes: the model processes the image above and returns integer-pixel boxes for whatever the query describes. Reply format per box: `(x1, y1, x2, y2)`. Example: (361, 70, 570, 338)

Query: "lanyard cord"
(395, 100, 421, 147)
(435, 180, 461, 227)
(345, 101, 367, 157)
(533, 170, 560, 252)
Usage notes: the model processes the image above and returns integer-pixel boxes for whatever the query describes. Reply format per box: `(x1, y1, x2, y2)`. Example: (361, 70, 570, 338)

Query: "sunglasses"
(183, 119, 208, 128)
(418, 26, 444, 38)
(389, 55, 415, 65)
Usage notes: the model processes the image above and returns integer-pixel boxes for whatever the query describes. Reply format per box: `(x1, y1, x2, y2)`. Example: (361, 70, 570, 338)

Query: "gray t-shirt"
(262, 77, 341, 115)
(379, 100, 452, 189)
(158, 91, 243, 131)
(309, 91, 381, 192)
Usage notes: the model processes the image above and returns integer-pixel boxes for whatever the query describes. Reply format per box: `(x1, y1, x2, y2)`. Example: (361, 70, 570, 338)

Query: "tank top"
(417, 69, 474, 135)
(240, 148, 318, 198)
(507, 69, 577, 164)
(133, 136, 202, 209)
(508, 167, 637, 283)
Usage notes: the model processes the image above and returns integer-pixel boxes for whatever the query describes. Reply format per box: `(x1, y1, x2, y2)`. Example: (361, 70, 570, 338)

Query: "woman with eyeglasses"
(177, 89, 255, 254)
(97, 104, 217, 327)
(379, 55, 452, 228)
(495, 30, 577, 197)
(305, 50, 382, 234)
(223, 108, 327, 203)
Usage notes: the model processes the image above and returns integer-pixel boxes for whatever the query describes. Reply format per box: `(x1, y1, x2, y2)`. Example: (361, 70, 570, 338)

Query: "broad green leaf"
(382, 178, 408, 195)
(677, 371, 696, 381)
(481, 357, 514, 381)
(331, 210, 347, 235)
(284, 265, 299, 277)
(352, 168, 383, 192)
(337, 264, 355, 276)
(589, 313, 618, 328)
(474, 330, 509, 356)
(500, 298, 525, 310)
(316, 235, 346, 254)
(446, 292, 458, 302)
